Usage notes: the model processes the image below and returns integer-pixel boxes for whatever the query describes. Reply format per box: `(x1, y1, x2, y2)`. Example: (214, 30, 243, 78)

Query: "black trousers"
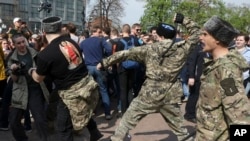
(118, 69, 135, 114)
(0, 79, 7, 99)
(0, 79, 12, 128)
(184, 81, 201, 119)
(10, 86, 48, 141)
(56, 99, 98, 141)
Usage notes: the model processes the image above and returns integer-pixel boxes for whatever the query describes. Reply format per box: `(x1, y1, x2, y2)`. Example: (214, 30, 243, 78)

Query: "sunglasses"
(136, 29, 141, 32)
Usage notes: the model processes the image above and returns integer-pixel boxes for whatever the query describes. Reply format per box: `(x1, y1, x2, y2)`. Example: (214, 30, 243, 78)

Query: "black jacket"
(186, 43, 210, 81)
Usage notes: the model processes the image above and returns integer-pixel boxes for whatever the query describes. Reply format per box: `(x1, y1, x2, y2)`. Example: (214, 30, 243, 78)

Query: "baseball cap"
(13, 17, 22, 23)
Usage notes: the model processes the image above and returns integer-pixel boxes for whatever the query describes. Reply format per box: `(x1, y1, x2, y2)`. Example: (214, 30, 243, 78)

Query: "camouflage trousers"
(58, 74, 99, 131)
(110, 95, 188, 141)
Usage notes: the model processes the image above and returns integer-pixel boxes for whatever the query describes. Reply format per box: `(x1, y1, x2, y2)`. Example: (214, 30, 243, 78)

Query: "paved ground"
(0, 98, 195, 141)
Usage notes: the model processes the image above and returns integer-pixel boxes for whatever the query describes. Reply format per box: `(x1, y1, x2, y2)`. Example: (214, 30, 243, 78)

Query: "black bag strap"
(159, 23, 178, 66)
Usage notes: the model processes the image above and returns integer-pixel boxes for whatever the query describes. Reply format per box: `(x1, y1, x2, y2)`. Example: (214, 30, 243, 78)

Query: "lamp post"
(38, 0, 52, 15)
(34, 24, 39, 34)
(38, 0, 52, 33)
(100, 0, 103, 28)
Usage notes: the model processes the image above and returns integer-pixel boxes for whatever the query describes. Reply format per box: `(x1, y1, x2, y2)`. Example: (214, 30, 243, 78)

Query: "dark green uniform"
(101, 17, 200, 141)
(196, 50, 250, 141)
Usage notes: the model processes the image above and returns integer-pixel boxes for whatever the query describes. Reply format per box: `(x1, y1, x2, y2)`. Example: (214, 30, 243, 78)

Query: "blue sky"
(121, 0, 250, 25)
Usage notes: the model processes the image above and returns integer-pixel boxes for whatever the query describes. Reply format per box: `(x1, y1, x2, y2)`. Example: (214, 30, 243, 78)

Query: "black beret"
(156, 23, 176, 39)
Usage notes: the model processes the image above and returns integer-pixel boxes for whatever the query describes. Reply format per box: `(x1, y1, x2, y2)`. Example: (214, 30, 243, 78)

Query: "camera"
(12, 61, 27, 75)
(38, 1, 52, 13)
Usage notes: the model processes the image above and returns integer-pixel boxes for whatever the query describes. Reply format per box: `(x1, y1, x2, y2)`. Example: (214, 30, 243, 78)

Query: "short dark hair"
(0, 33, 9, 40)
(236, 33, 249, 42)
(81, 30, 90, 38)
(149, 26, 157, 33)
(11, 33, 25, 43)
(111, 28, 119, 36)
(90, 25, 101, 34)
(103, 27, 111, 36)
(67, 22, 77, 33)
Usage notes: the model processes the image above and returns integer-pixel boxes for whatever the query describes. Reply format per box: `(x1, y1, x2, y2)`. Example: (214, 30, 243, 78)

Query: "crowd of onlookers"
(0, 16, 160, 140)
(1, 16, 250, 140)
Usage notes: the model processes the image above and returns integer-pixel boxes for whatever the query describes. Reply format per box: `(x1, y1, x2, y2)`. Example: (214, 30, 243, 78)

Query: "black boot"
(89, 128, 103, 141)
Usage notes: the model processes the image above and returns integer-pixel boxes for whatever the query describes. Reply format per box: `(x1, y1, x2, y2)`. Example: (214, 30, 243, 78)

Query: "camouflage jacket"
(102, 17, 200, 104)
(196, 50, 250, 141)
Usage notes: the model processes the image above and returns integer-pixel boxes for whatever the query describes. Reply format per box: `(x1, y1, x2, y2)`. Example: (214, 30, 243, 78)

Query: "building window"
(66, 0, 74, 9)
(2, 4, 14, 17)
(67, 11, 74, 21)
(31, 0, 40, 4)
(56, 0, 64, 9)
(77, 0, 83, 10)
(55, 10, 64, 18)
(19, 0, 28, 11)
(76, 12, 82, 23)
(31, 7, 39, 18)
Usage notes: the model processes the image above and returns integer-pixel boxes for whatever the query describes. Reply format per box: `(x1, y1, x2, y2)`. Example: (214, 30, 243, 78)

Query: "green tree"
(139, 0, 250, 33)
(140, 0, 174, 31)
(225, 4, 250, 33)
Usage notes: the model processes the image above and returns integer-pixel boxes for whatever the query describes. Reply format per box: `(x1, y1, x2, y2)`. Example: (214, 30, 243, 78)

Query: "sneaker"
(0, 127, 9, 131)
(182, 97, 188, 102)
(185, 118, 197, 123)
(177, 101, 182, 105)
(116, 111, 123, 118)
(105, 115, 112, 120)
(110, 133, 131, 141)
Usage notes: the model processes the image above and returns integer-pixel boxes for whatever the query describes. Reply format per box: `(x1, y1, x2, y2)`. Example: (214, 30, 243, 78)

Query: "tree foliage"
(139, 0, 250, 33)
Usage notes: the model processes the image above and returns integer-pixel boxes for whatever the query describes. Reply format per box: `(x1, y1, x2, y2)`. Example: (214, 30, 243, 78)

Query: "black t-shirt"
(109, 38, 124, 52)
(36, 35, 88, 90)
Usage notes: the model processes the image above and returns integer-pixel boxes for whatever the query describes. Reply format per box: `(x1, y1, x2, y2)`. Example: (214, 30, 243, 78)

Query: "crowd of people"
(0, 12, 250, 141)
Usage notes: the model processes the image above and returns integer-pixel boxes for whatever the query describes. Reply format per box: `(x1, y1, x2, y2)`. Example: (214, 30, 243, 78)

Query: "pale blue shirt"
(240, 46, 250, 80)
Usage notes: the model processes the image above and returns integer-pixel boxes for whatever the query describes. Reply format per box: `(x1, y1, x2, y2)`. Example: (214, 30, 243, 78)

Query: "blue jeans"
(87, 66, 111, 115)
(181, 81, 189, 98)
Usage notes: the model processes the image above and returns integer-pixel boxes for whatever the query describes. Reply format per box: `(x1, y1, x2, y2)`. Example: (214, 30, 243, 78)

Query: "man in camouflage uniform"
(29, 16, 102, 141)
(97, 13, 200, 141)
(196, 16, 250, 140)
